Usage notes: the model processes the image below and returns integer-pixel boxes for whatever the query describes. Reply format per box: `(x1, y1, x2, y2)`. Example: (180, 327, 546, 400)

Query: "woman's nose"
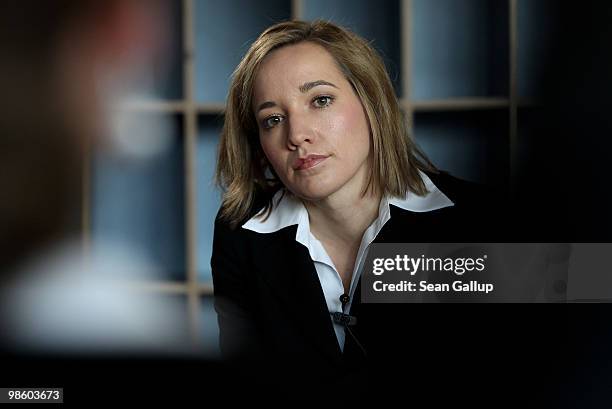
(286, 114, 314, 148)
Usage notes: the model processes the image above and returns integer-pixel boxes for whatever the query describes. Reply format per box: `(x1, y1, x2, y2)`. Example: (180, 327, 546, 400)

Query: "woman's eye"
(263, 115, 284, 129)
(313, 95, 334, 108)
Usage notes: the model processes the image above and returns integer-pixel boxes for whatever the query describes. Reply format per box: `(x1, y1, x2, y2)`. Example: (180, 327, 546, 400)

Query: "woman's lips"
(293, 155, 329, 171)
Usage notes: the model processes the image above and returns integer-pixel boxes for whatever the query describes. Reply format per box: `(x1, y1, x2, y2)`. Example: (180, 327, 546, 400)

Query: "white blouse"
(242, 171, 454, 352)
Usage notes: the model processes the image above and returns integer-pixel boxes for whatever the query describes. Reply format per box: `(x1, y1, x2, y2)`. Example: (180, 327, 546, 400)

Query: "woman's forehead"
(255, 42, 343, 83)
(253, 42, 346, 96)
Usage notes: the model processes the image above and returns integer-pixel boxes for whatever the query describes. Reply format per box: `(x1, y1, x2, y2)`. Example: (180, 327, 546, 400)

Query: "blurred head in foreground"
(0, 0, 168, 274)
(0, 1, 204, 356)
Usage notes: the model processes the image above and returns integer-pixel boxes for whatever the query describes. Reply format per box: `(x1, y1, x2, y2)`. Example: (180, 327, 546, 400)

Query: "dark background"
(1, 2, 612, 407)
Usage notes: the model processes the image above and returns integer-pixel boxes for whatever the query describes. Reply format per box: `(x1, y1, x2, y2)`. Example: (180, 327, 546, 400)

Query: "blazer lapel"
(251, 226, 343, 365)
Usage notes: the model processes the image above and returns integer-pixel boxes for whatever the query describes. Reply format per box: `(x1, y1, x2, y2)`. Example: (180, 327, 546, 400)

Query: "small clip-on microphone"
(331, 293, 357, 326)
(331, 293, 367, 357)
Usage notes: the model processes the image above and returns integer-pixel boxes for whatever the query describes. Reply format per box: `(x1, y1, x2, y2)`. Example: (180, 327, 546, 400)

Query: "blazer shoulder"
(213, 188, 274, 235)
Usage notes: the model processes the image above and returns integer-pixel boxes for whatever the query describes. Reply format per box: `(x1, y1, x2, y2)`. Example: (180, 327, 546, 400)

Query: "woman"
(211, 20, 492, 398)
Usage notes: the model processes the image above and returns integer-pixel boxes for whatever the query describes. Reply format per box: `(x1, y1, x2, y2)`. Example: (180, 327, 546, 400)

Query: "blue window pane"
(199, 296, 220, 357)
(195, 0, 292, 103)
(518, 0, 557, 99)
(303, 0, 402, 96)
(412, 0, 509, 100)
(196, 115, 223, 281)
(413, 110, 509, 185)
(91, 114, 186, 281)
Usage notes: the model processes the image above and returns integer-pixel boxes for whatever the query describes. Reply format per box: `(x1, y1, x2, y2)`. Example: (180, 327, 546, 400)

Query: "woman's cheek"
(260, 139, 276, 162)
(267, 149, 289, 180)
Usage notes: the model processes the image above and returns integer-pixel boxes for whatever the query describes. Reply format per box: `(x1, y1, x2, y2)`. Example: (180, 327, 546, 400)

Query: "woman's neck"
(304, 188, 383, 248)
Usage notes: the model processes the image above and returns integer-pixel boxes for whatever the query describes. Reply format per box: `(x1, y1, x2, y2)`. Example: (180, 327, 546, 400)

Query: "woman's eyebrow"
(256, 80, 338, 113)
(257, 101, 276, 113)
(299, 80, 338, 93)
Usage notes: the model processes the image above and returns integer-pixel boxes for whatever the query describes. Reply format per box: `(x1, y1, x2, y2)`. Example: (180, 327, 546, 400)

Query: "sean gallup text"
(373, 280, 494, 294)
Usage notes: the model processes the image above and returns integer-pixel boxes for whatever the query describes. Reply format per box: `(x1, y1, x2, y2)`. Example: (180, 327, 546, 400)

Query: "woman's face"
(252, 41, 372, 203)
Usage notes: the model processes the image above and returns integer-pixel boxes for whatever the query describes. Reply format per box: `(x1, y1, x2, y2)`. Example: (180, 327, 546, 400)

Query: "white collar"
(242, 171, 454, 234)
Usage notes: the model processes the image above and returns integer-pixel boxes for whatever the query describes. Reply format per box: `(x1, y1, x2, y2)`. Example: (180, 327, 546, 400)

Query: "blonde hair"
(216, 20, 437, 229)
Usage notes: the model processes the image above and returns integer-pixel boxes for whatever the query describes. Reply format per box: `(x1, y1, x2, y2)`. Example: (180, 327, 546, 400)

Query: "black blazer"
(210, 172, 564, 404)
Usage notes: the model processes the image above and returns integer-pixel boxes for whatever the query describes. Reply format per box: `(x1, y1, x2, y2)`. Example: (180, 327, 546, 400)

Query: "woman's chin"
(289, 186, 336, 203)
